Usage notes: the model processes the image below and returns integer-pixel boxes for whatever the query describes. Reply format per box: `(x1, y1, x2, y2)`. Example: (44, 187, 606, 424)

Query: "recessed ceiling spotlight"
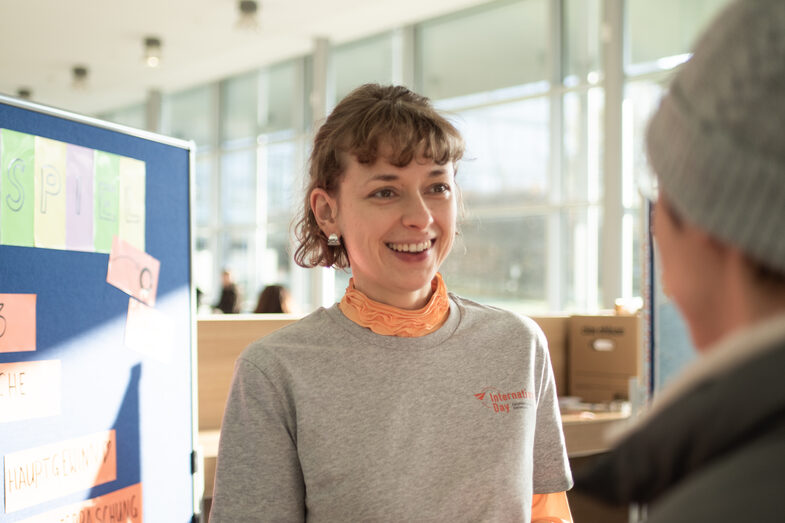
(72, 65, 88, 89)
(144, 36, 162, 67)
(17, 87, 32, 100)
(236, 0, 260, 31)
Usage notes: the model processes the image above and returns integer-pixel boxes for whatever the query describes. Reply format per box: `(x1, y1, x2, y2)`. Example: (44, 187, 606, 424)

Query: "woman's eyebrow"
(367, 173, 399, 182)
(366, 168, 448, 184)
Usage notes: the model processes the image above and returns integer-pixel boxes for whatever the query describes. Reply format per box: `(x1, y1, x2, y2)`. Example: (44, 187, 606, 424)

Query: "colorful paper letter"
(94, 151, 120, 253)
(0, 359, 60, 423)
(34, 137, 67, 249)
(0, 129, 35, 247)
(0, 293, 36, 353)
(118, 156, 146, 252)
(65, 144, 95, 251)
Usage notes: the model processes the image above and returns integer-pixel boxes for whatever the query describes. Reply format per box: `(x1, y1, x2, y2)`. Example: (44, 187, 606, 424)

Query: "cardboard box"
(531, 316, 569, 397)
(568, 315, 641, 403)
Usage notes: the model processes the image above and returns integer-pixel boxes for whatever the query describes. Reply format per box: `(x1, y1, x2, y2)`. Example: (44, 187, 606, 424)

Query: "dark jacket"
(574, 338, 785, 522)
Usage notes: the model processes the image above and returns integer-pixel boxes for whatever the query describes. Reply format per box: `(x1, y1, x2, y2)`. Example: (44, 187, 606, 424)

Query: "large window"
(331, 33, 395, 105)
(442, 97, 553, 311)
(418, 0, 549, 101)
(420, 0, 603, 313)
(100, 0, 735, 315)
(623, 0, 732, 301)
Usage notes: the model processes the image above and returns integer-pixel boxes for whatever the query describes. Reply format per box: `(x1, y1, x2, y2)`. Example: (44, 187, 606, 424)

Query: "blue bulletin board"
(0, 95, 198, 522)
(642, 202, 697, 398)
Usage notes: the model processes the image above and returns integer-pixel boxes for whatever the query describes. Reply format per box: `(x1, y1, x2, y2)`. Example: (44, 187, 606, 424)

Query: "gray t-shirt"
(210, 294, 572, 522)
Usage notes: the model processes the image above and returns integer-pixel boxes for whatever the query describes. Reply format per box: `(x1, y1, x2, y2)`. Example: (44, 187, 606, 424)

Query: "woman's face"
(653, 192, 725, 350)
(326, 154, 457, 309)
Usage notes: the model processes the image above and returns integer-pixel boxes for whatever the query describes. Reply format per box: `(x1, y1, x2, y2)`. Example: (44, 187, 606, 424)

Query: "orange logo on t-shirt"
(475, 386, 534, 414)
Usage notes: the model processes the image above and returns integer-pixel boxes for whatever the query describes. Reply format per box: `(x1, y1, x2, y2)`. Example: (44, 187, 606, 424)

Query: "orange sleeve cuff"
(531, 491, 573, 523)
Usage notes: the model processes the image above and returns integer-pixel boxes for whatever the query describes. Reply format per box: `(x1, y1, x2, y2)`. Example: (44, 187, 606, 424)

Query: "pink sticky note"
(106, 236, 160, 306)
(0, 293, 36, 353)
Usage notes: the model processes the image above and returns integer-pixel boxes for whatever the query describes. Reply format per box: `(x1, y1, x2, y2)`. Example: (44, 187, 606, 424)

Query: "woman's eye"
(371, 188, 395, 199)
(430, 183, 451, 195)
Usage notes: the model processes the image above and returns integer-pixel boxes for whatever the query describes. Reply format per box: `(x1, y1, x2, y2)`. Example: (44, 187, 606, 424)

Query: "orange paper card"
(106, 236, 160, 306)
(18, 482, 142, 523)
(0, 293, 36, 353)
(4, 430, 117, 513)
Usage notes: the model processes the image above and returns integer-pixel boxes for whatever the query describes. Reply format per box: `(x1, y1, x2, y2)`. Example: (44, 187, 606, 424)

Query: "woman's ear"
(310, 188, 338, 233)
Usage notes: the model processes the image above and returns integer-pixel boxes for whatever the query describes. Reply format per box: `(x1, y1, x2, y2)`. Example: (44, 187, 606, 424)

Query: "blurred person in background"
(213, 269, 240, 314)
(253, 284, 295, 314)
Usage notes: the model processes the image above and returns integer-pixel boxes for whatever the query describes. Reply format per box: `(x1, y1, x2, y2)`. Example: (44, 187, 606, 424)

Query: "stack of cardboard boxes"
(532, 314, 641, 403)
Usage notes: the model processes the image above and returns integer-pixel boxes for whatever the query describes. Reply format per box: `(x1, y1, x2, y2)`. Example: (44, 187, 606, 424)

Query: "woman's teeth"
(387, 240, 431, 253)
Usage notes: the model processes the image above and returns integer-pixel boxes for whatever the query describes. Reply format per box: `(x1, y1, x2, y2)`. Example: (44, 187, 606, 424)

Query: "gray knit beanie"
(646, 0, 785, 274)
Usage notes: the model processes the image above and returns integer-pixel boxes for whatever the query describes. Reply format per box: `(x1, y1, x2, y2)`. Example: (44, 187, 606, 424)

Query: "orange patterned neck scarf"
(339, 273, 450, 337)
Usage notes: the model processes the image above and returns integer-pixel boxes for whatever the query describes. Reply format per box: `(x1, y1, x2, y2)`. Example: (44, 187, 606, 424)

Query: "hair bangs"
(340, 98, 463, 168)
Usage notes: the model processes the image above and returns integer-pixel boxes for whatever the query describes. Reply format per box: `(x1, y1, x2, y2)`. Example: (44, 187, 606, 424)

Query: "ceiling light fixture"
(17, 88, 32, 100)
(72, 65, 88, 89)
(144, 36, 162, 67)
(236, 0, 260, 31)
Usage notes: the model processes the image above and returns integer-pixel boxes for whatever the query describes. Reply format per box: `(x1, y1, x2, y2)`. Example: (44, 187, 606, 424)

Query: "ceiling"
(1, 0, 489, 116)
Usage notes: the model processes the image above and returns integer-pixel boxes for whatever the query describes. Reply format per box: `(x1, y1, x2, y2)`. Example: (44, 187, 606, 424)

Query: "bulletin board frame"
(0, 93, 200, 522)
(642, 201, 697, 398)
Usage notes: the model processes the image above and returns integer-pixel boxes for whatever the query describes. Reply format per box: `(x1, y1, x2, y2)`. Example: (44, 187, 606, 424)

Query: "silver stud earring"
(327, 233, 341, 247)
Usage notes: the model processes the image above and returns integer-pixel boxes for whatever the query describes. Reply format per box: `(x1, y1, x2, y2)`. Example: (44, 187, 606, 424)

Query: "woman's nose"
(401, 194, 434, 229)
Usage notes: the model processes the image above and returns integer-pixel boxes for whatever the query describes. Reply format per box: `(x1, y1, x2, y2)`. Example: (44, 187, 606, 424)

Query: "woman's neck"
(339, 273, 450, 337)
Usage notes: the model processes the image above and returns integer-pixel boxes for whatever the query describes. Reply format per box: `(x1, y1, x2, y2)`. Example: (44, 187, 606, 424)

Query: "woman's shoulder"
(449, 293, 545, 338)
(238, 307, 336, 364)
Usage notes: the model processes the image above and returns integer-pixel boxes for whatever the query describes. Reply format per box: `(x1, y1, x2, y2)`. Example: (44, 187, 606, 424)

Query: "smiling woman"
(209, 84, 574, 522)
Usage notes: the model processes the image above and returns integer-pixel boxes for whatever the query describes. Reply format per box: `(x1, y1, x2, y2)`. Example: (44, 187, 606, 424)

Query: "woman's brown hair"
(293, 84, 465, 269)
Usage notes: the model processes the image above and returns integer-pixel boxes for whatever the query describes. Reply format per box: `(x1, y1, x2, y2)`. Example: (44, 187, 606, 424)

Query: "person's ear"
(310, 188, 338, 234)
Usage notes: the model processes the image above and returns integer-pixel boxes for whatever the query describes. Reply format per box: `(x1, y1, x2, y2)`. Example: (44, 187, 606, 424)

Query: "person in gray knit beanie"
(574, 2, 785, 521)
(647, 0, 785, 277)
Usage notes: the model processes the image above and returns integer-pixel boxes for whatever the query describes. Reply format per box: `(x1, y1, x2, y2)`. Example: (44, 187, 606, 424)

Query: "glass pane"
(334, 269, 352, 303)
(220, 230, 256, 312)
(623, 208, 643, 300)
(162, 85, 213, 147)
(195, 155, 214, 227)
(561, 206, 601, 311)
(332, 33, 394, 104)
(624, 80, 666, 210)
(564, 0, 601, 85)
(221, 71, 258, 145)
(418, 0, 548, 101)
(441, 214, 547, 312)
(455, 97, 550, 206)
(563, 87, 603, 203)
(263, 225, 292, 281)
(264, 140, 300, 221)
(262, 60, 303, 135)
(101, 103, 146, 130)
(194, 232, 216, 313)
(220, 149, 256, 225)
(628, 0, 731, 69)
